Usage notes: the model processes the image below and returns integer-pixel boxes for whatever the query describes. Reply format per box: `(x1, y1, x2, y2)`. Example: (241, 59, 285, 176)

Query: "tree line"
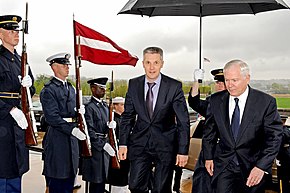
(35, 74, 290, 99)
(33, 74, 213, 98)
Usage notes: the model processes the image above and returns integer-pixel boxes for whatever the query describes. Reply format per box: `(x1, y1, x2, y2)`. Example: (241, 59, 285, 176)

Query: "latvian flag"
(73, 20, 138, 66)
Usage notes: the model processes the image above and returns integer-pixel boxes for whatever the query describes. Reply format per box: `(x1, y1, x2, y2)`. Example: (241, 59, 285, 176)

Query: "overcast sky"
(1, 0, 290, 81)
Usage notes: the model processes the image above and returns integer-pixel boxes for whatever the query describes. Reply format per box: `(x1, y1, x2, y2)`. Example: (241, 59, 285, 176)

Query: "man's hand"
(205, 160, 214, 176)
(21, 75, 32, 88)
(193, 69, 205, 82)
(10, 107, 28, 129)
(246, 167, 265, 187)
(71, 128, 86, 140)
(176, 154, 188, 167)
(118, 146, 127, 160)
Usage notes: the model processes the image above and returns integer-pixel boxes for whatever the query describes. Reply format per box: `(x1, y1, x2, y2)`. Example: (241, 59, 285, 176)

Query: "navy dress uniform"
(277, 119, 290, 193)
(82, 78, 111, 193)
(40, 53, 80, 193)
(107, 97, 130, 191)
(0, 15, 35, 192)
(188, 68, 225, 193)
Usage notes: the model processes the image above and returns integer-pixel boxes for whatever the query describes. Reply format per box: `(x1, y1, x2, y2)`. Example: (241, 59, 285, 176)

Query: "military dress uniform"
(40, 53, 79, 193)
(82, 78, 111, 193)
(107, 108, 130, 189)
(0, 15, 35, 192)
(277, 123, 290, 193)
(188, 68, 225, 193)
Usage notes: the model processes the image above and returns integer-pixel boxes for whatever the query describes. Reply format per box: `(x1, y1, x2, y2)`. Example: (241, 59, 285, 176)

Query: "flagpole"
(73, 16, 92, 193)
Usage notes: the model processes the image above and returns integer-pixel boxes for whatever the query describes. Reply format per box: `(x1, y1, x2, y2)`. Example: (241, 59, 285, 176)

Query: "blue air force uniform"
(40, 53, 79, 192)
(40, 77, 78, 178)
(82, 78, 111, 190)
(0, 15, 35, 180)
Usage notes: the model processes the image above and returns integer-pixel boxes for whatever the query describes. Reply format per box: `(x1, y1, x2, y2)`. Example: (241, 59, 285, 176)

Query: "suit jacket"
(119, 74, 190, 161)
(203, 86, 283, 181)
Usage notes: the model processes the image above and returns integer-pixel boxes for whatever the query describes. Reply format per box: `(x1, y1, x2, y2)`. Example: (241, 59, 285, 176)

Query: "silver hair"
(224, 59, 250, 78)
(143, 46, 163, 60)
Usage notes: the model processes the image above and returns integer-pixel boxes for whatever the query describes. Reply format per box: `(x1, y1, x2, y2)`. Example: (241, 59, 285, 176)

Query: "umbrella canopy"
(119, 0, 289, 17)
(118, 0, 289, 70)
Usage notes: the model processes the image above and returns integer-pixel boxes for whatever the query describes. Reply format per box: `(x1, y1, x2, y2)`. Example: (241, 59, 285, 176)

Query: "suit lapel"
(236, 87, 257, 144)
(137, 76, 150, 119)
(152, 75, 167, 120)
(219, 92, 234, 142)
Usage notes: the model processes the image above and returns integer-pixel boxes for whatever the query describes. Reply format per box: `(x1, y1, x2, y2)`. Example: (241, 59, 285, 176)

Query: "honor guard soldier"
(277, 117, 290, 193)
(40, 53, 86, 193)
(82, 77, 116, 193)
(0, 15, 35, 192)
(188, 68, 226, 193)
(108, 97, 130, 193)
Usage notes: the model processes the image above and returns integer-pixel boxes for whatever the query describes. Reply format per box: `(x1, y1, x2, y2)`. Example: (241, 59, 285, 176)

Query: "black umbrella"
(118, 0, 289, 70)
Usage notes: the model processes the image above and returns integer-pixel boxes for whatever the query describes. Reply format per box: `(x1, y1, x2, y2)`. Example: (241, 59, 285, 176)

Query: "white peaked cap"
(112, 97, 125, 104)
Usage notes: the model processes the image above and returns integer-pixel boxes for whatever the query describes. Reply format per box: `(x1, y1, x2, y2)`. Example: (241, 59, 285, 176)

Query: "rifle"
(21, 2, 38, 146)
(74, 35, 91, 157)
(108, 70, 120, 169)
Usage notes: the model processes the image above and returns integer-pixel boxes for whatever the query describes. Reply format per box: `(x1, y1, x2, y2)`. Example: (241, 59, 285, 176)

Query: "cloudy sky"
(1, 0, 290, 81)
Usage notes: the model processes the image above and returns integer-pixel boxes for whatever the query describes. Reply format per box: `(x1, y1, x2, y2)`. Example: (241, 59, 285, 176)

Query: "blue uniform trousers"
(46, 176, 74, 193)
(0, 177, 21, 193)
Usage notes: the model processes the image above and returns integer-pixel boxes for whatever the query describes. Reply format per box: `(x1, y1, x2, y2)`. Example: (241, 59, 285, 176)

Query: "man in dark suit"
(118, 46, 190, 193)
(203, 59, 283, 193)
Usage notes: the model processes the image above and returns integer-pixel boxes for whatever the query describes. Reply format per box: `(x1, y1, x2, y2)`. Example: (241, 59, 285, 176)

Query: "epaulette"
(50, 77, 63, 87)
(44, 80, 52, 87)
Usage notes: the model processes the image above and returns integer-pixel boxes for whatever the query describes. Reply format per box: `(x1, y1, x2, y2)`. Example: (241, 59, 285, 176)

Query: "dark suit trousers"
(215, 161, 266, 193)
(129, 138, 174, 193)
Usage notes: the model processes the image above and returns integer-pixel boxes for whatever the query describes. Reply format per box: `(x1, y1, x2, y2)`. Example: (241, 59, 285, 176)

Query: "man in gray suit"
(203, 59, 283, 193)
(118, 46, 190, 193)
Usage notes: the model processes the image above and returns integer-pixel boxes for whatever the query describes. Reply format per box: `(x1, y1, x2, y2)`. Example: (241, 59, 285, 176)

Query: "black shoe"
(73, 184, 81, 189)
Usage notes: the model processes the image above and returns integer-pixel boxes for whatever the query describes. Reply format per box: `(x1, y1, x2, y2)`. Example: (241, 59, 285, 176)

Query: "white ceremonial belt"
(63, 118, 74, 123)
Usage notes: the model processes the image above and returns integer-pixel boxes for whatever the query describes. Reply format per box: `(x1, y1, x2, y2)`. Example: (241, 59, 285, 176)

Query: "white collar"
(54, 76, 67, 85)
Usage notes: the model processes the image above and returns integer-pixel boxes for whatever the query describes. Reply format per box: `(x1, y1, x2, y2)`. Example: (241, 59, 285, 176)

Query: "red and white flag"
(73, 20, 138, 66)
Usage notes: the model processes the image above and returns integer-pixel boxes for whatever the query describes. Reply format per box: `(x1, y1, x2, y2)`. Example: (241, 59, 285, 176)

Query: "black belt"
(0, 92, 20, 99)
(95, 132, 108, 138)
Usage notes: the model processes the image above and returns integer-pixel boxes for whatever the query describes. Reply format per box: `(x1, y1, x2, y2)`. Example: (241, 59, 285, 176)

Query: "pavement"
(22, 149, 193, 193)
(22, 132, 193, 193)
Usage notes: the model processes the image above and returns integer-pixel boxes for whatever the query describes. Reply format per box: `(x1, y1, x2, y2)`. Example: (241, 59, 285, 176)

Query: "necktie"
(146, 82, 156, 119)
(231, 98, 240, 141)
(64, 82, 68, 90)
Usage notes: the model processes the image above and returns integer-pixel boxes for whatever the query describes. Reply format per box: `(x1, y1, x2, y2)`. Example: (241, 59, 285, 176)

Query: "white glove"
(103, 142, 116, 156)
(21, 75, 32, 88)
(71, 127, 86, 140)
(193, 69, 205, 81)
(78, 105, 85, 115)
(10, 108, 28, 129)
(107, 120, 117, 129)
